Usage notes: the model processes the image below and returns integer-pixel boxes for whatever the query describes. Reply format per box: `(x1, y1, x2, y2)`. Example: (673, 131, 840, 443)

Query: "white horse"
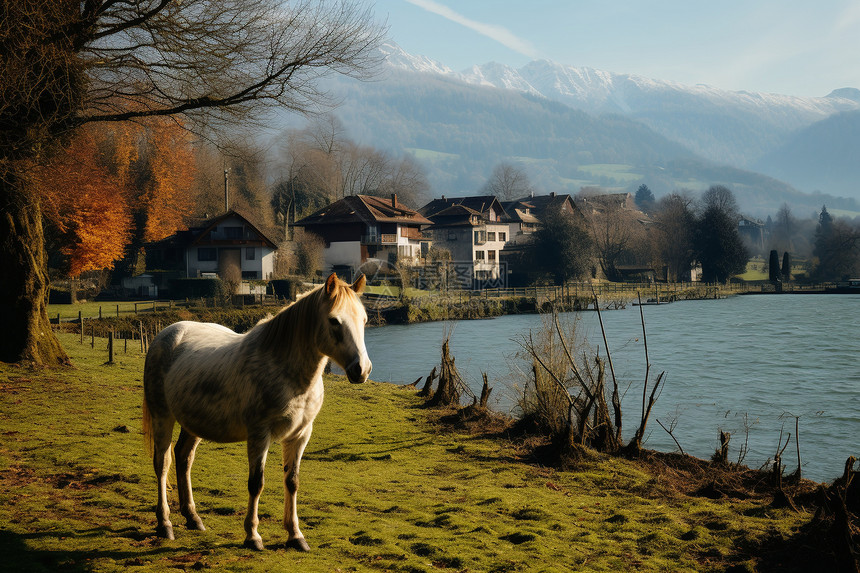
(142, 273, 371, 551)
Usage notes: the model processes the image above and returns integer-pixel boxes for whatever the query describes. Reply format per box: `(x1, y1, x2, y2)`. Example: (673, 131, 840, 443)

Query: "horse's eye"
(328, 317, 340, 327)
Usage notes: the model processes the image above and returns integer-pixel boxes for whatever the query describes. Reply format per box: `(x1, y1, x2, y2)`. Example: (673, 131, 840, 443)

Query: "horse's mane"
(253, 278, 357, 356)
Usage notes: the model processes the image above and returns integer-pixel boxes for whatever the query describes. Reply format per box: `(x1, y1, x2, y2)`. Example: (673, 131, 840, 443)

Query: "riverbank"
(2, 334, 855, 572)
(50, 281, 751, 335)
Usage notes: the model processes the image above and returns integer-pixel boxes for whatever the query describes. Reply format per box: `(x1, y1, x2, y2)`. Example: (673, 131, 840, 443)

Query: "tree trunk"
(0, 165, 70, 365)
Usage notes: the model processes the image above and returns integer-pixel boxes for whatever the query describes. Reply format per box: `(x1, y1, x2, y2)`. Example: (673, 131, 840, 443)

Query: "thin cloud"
(406, 0, 539, 59)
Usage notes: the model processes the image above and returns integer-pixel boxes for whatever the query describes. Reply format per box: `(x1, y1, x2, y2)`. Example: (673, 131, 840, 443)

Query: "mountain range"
(278, 43, 860, 218)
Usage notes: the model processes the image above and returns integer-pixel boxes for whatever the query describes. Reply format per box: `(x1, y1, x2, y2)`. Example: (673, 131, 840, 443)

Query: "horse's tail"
(142, 395, 154, 457)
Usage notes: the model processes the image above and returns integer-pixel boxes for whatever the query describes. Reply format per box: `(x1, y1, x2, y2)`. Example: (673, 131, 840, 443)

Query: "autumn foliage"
(36, 119, 196, 277)
(37, 125, 134, 277)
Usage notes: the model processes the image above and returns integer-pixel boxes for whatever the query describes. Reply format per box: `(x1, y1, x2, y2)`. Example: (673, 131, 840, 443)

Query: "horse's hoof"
(286, 537, 311, 552)
(185, 516, 206, 531)
(156, 524, 175, 540)
(243, 538, 265, 551)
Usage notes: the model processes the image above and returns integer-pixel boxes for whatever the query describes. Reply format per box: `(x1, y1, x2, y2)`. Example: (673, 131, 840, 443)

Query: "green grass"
(48, 301, 165, 322)
(1, 334, 813, 572)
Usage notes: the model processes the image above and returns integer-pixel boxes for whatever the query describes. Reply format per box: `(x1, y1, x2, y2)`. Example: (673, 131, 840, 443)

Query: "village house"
(293, 194, 431, 279)
(502, 192, 580, 241)
(143, 210, 278, 296)
(419, 195, 509, 287)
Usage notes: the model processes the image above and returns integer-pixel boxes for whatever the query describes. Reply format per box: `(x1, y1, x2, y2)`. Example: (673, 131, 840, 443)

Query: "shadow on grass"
(0, 528, 181, 573)
(303, 435, 434, 462)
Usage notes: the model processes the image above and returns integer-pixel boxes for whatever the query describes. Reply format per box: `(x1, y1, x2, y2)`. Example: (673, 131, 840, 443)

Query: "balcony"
(362, 234, 397, 245)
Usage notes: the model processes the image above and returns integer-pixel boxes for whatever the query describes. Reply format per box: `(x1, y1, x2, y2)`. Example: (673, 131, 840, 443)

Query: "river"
(360, 294, 860, 483)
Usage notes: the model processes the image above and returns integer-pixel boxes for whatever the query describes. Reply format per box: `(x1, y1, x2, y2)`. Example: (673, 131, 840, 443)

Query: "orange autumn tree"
(38, 118, 197, 278)
(37, 124, 135, 277)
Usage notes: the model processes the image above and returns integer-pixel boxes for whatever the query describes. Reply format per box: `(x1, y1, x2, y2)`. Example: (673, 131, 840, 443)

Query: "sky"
(372, 0, 860, 97)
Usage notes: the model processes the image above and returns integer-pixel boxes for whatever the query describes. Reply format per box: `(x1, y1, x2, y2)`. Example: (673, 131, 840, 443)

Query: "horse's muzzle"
(345, 354, 371, 384)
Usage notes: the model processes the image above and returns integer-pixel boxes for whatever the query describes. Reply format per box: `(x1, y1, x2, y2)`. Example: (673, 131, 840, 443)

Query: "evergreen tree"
(695, 204, 749, 283)
(533, 212, 594, 284)
(768, 250, 781, 283)
(781, 252, 792, 281)
(635, 184, 655, 213)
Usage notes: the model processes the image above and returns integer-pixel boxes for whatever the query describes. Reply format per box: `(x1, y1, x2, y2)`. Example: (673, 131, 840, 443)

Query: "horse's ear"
(351, 274, 366, 295)
(324, 272, 338, 297)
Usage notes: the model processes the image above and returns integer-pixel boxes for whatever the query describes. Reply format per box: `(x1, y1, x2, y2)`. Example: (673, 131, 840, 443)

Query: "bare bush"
(513, 292, 665, 462)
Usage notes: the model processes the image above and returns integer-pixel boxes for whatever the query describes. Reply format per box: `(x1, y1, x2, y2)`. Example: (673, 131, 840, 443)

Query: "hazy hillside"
(754, 110, 860, 198)
(330, 68, 695, 192)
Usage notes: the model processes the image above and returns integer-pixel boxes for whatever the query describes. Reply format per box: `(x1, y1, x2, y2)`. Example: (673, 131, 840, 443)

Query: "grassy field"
(0, 334, 824, 572)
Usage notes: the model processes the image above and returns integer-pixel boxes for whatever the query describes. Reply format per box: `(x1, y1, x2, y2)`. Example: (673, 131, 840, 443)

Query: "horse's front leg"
(282, 425, 313, 552)
(243, 435, 271, 551)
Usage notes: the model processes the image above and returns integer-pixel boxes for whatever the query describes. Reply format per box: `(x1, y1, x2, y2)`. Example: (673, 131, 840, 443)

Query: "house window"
(499, 232, 507, 242)
(487, 232, 496, 241)
(245, 247, 255, 260)
(488, 250, 496, 262)
(474, 230, 487, 244)
(198, 247, 216, 261)
(475, 250, 485, 260)
(225, 226, 243, 239)
(447, 231, 457, 241)
(242, 271, 258, 279)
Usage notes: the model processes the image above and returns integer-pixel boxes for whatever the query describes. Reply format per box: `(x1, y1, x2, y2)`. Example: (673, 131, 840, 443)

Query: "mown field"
(0, 334, 829, 572)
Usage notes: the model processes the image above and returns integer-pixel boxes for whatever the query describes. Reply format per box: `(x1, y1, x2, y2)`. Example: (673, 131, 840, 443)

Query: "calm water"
(361, 294, 860, 483)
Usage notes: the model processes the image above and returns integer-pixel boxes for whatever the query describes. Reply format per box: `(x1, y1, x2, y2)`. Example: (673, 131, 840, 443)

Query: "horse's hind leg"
(175, 428, 205, 531)
(151, 414, 176, 539)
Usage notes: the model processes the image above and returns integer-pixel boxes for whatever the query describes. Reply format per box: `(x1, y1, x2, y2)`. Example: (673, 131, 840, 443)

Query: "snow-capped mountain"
(378, 42, 860, 170)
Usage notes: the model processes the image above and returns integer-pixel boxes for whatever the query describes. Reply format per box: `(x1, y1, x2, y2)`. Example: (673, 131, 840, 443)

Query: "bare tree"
(482, 162, 533, 200)
(338, 141, 389, 197)
(771, 203, 796, 254)
(0, 0, 385, 364)
(651, 192, 696, 282)
(701, 185, 739, 219)
(585, 201, 646, 282)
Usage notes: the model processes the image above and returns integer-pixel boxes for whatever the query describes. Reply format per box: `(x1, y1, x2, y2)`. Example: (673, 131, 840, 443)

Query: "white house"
(419, 195, 510, 287)
(147, 210, 278, 282)
(294, 194, 431, 278)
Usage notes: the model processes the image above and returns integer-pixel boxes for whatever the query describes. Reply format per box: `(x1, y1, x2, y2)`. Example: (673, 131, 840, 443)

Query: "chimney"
(550, 191, 555, 198)
(391, 193, 397, 207)
(441, 194, 446, 202)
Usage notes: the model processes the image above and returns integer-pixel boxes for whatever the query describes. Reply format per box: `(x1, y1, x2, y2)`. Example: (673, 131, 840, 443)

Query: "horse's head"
(319, 272, 372, 384)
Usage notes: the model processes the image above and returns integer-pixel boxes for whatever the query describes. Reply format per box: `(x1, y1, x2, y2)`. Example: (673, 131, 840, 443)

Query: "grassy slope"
(1, 334, 813, 572)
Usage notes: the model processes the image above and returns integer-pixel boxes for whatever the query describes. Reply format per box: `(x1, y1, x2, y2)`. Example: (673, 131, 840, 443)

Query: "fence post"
(79, 312, 83, 344)
(107, 331, 114, 364)
(116, 304, 120, 317)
